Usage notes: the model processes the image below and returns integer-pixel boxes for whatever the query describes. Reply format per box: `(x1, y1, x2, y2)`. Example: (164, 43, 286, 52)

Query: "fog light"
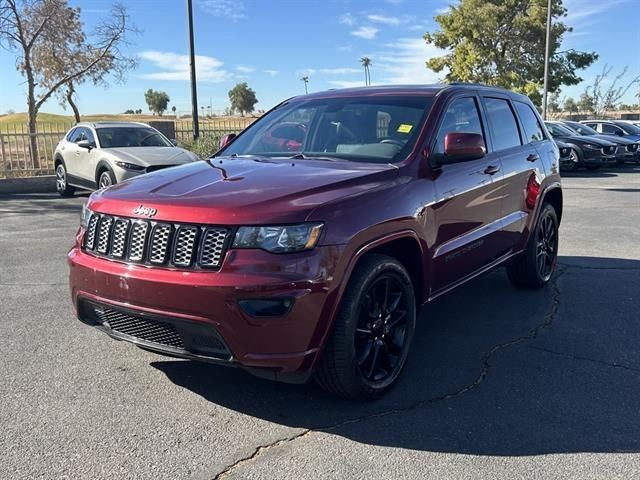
(238, 298, 294, 317)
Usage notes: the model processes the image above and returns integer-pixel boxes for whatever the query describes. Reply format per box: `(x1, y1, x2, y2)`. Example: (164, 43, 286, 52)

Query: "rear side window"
(433, 97, 486, 156)
(484, 98, 522, 151)
(514, 102, 544, 143)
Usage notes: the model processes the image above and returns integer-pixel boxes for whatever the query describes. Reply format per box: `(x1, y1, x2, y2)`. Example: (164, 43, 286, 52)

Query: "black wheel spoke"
(366, 341, 383, 379)
(357, 339, 374, 366)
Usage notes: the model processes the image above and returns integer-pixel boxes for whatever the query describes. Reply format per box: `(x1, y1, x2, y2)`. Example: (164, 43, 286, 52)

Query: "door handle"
(484, 165, 500, 175)
(527, 153, 540, 162)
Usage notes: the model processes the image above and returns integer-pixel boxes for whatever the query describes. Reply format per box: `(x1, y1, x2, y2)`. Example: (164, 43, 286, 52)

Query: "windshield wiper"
(288, 153, 337, 161)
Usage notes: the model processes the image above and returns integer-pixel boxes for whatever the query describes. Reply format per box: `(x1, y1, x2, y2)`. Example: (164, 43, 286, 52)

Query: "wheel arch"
(95, 159, 113, 184)
(541, 185, 563, 225)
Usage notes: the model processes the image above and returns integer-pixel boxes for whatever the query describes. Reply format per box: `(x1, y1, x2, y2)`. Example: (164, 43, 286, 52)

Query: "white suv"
(54, 122, 199, 196)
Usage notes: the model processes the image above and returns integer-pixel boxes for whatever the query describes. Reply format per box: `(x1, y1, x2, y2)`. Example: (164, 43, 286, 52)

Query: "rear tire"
(315, 254, 416, 400)
(55, 162, 75, 197)
(507, 203, 559, 289)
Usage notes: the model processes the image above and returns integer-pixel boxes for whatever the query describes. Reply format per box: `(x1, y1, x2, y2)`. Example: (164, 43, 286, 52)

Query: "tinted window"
(222, 95, 433, 163)
(545, 122, 575, 137)
(484, 98, 522, 151)
(434, 97, 485, 156)
(66, 128, 81, 142)
(564, 121, 598, 135)
(615, 121, 640, 134)
(514, 102, 544, 143)
(601, 124, 623, 135)
(83, 128, 96, 145)
(97, 127, 172, 148)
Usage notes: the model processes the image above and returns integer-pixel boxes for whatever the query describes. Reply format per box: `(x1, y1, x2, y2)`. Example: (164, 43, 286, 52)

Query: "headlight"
(232, 223, 323, 253)
(80, 204, 92, 229)
(115, 161, 145, 171)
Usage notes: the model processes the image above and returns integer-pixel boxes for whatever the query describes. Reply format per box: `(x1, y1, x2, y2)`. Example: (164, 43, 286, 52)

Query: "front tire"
(97, 169, 116, 189)
(315, 254, 416, 400)
(507, 203, 559, 289)
(55, 162, 75, 197)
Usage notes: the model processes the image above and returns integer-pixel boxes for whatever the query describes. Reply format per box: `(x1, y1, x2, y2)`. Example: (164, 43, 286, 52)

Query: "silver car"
(54, 122, 199, 196)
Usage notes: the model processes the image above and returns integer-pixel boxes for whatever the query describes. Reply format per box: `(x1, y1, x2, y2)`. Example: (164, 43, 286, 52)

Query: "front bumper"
(581, 149, 616, 165)
(69, 234, 346, 379)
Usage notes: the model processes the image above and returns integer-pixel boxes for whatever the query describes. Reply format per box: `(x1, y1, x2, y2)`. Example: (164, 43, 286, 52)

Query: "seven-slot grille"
(83, 212, 230, 270)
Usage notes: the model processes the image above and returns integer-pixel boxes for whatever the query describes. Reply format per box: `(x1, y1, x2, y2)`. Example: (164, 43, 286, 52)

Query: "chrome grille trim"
(82, 213, 230, 270)
(200, 227, 228, 268)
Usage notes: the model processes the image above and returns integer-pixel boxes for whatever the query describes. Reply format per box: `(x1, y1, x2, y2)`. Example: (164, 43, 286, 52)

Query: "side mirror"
(170, 138, 178, 146)
(219, 133, 237, 150)
(441, 132, 486, 163)
(77, 139, 94, 150)
(616, 130, 624, 136)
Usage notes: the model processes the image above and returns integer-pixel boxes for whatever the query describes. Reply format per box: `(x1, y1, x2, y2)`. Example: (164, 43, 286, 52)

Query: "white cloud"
(319, 67, 361, 75)
(200, 0, 246, 20)
(328, 80, 366, 89)
(376, 38, 444, 85)
(351, 26, 379, 40)
(367, 14, 401, 26)
(139, 50, 231, 83)
(339, 13, 356, 26)
(236, 65, 255, 73)
(263, 69, 279, 76)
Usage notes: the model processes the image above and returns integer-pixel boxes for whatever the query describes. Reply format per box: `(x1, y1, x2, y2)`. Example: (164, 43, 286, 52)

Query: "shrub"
(180, 133, 224, 159)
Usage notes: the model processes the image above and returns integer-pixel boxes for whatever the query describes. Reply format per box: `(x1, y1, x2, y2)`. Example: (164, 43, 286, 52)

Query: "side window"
(584, 122, 598, 131)
(514, 101, 544, 143)
(601, 123, 622, 135)
(433, 97, 485, 156)
(484, 97, 522, 151)
(66, 128, 80, 142)
(83, 128, 96, 145)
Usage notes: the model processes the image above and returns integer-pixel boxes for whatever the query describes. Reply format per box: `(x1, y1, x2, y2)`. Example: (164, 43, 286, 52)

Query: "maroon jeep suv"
(69, 84, 562, 400)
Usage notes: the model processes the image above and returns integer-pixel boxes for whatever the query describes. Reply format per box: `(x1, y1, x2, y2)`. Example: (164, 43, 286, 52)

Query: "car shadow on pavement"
(152, 255, 640, 456)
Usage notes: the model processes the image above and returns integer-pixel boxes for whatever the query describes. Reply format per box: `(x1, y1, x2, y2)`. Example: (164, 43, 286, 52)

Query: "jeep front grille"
(83, 213, 231, 270)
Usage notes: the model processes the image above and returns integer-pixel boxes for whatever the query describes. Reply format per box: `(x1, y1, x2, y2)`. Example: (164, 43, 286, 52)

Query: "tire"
(97, 168, 116, 189)
(55, 161, 75, 197)
(315, 254, 416, 400)
(507, 203, 559, 289)
(561, 148, 579, 172)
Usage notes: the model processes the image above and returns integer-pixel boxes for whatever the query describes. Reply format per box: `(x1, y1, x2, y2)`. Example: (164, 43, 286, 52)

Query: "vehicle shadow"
(153, 255, 640, 456)
(0, 192, 88, 215)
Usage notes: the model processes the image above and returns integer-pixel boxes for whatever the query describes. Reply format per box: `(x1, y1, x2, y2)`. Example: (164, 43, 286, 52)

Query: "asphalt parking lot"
(1, 166, 639, 480)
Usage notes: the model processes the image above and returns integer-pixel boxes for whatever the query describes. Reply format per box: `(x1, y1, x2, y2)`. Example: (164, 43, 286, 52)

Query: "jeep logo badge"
(133, 205, 157, 217)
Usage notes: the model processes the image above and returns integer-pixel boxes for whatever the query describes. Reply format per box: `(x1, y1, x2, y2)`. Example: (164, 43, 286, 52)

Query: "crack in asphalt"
(524, 345, 640, 373)
(212, 269, 566, 479)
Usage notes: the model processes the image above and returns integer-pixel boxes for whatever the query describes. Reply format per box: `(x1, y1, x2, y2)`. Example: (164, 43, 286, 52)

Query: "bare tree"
(0, 0, 137, 167)
(585, 64, 640, 118)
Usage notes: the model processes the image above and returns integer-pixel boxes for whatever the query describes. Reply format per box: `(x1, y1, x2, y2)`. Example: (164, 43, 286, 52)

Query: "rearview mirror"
(441, 132, 486, 163)
(77, 139, 94, 150)
(219, 133, 237, 150)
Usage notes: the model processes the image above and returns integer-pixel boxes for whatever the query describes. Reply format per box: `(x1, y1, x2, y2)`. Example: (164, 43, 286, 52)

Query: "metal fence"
(0, 118, 256, 178)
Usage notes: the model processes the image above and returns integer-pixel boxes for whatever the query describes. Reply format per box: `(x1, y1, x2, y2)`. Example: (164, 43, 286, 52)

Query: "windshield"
(545, 122, 576, 137)
(564, 121, 598, 135)
(616, 121, 640, 134)
(97, 127, 172, 148)
(219, 95, 434, 163)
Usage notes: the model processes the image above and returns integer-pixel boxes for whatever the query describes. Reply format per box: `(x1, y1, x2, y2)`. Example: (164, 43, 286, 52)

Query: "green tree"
(0, 0, 137, 167)
(563, 97, 576, 113)
(577, 92, 594, 114)
(228, 82, 258, 116)
(144, 89, 170, 116)
(424, 0, 598, 105)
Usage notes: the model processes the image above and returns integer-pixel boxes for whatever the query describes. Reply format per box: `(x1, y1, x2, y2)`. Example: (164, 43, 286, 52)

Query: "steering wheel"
(379, 138, 404, 147)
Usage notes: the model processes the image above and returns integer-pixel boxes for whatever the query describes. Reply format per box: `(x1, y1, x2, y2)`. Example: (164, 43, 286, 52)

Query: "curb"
(0, 175, 56, 194)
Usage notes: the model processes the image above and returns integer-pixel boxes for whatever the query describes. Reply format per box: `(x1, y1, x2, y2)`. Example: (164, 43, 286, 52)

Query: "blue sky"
(1, 0, 639, 116)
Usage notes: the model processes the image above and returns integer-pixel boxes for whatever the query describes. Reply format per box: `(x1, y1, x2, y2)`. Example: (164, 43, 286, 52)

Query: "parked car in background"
(554, 140, 573, 169)
(560, 120, 639, 165)
(581, 119, 640, 142)
(69, 84, 563, 400)
(544, 121, 617, 171)
(54, 122, 199, 196)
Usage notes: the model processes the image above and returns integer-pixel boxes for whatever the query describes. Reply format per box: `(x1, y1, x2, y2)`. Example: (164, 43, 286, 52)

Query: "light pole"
(187, 0, 199, 139)
(542, 0, 552, 120)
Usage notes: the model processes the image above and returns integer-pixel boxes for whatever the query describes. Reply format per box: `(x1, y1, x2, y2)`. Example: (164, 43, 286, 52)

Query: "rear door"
(498, 99, 549, 250)
(430, 95, 507, 292)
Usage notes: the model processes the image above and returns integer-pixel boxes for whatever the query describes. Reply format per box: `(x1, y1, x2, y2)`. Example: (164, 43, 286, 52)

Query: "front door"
(429, 96, 507, 293)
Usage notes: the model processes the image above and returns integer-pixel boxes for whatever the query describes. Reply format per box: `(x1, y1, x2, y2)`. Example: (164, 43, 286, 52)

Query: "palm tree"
(301, 76, 309, 94)
(361, 57, 372, 86)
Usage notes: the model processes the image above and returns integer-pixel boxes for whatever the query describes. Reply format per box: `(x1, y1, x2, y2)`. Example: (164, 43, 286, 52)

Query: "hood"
(554, 135, 617, 147)
(88, 157, 399, 224)
(589, 134, 637, 146)
(105, 146, 196, 167)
